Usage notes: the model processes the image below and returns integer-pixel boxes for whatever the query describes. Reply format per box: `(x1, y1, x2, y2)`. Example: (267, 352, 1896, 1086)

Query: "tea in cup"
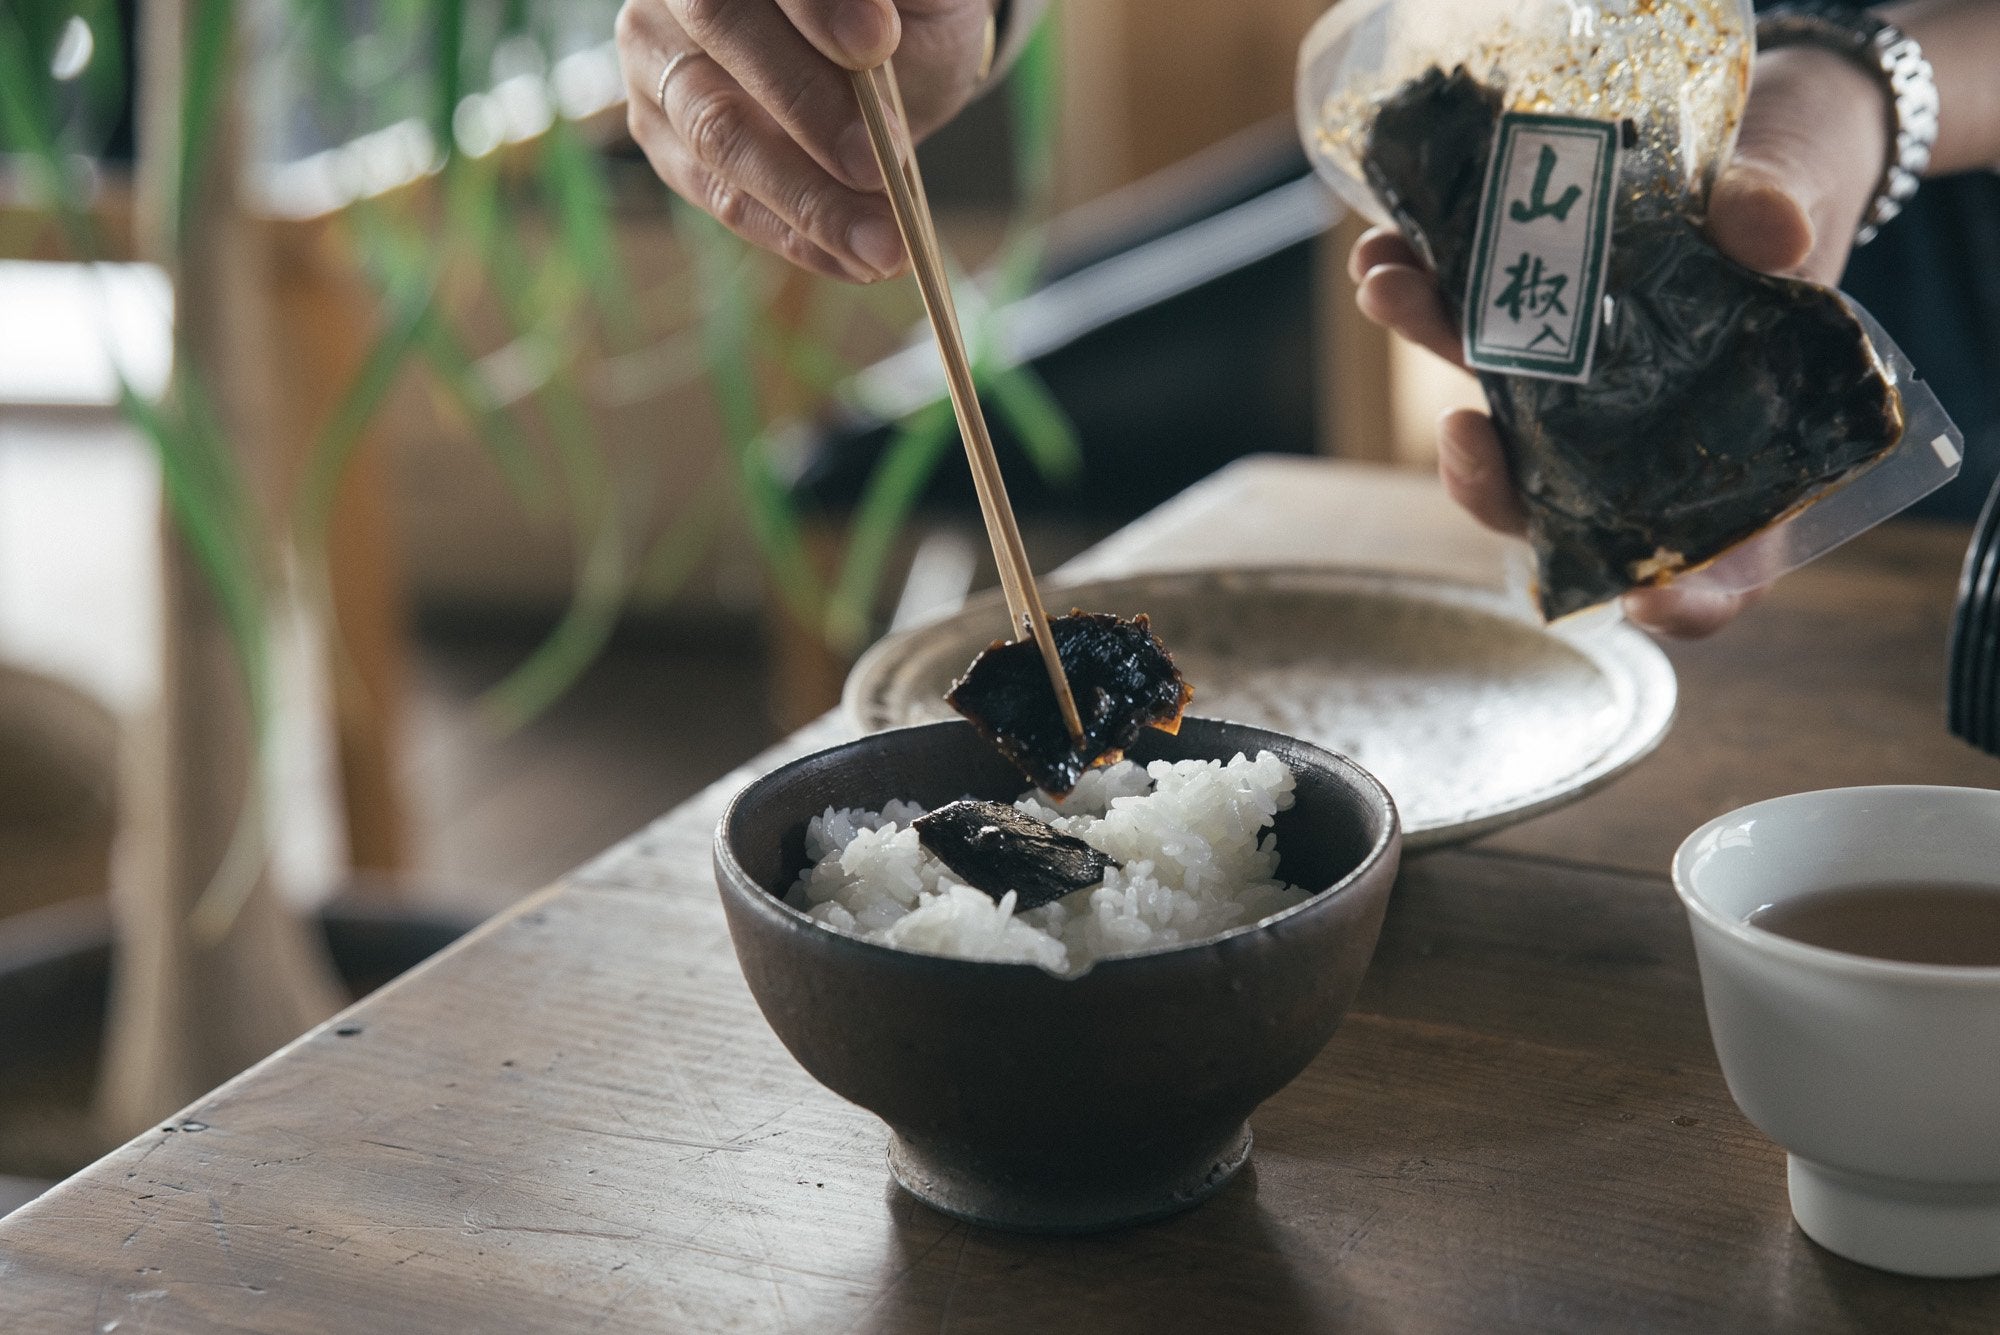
(1673, 785, 2000, 1278)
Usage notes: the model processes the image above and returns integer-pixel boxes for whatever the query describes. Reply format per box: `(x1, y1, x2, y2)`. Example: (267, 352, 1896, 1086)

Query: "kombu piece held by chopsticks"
(914, 800, 1119, 911)
(1361, 67, 1904, 619)
(947, 610, 1192, 797)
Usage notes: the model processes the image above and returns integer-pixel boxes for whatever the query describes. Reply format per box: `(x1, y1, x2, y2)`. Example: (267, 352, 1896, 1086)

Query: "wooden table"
(4, 457, 1998, 1333)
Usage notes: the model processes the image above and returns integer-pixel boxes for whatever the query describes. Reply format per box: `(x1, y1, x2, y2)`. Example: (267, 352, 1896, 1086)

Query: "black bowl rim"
(713, 716, 1402, 979)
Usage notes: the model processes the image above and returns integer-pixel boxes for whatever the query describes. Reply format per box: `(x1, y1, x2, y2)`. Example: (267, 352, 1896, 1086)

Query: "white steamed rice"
(784, 751, 1305, 976)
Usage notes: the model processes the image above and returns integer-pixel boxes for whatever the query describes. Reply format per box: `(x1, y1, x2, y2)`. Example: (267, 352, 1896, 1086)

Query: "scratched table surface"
(5, 457, 2000, 1334)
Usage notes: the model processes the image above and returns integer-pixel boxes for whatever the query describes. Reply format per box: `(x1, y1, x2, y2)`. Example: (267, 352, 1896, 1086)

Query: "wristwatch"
(1755, 2, 1939, 245)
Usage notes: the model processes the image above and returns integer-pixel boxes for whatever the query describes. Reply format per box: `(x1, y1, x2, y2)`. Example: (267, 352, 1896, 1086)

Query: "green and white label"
(1463, 112, 1620, 383)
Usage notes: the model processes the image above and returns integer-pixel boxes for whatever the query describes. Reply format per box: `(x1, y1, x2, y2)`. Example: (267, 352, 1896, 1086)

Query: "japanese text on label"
(1464, 113, 1620, 383)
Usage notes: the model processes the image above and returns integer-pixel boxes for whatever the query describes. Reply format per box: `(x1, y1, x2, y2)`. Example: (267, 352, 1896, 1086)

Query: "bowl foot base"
(1789, 1155, 2000, 1278)
(887, 1123, 1253, 1234)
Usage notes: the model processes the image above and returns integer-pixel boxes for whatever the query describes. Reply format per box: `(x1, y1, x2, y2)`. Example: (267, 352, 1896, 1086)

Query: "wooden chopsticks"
(849, 61, 1086, 746)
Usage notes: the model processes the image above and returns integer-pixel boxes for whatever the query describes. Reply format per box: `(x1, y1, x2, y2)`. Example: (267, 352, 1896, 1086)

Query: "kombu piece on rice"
(913, 799, 1118, 911)
(1362, 67, 1904, 619)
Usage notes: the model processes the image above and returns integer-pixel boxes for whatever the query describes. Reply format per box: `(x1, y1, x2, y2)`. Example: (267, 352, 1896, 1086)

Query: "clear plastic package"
(1299, 0, 1756, 230)
(1676, 299, 1962, 596)
(1297, 0, 1963, 619)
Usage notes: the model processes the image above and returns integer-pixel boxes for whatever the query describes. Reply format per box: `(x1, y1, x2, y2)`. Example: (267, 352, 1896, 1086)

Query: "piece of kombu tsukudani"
(913, 799, 1119, 911)
(946, 610, 1192, 796)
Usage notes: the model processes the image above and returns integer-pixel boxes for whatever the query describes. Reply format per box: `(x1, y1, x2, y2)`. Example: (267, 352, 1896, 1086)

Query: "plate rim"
(842, 566, 1677, 849)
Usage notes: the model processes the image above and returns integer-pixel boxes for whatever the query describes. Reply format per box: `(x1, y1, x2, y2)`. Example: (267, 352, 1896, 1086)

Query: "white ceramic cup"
(1673, 785, 2000, 1278)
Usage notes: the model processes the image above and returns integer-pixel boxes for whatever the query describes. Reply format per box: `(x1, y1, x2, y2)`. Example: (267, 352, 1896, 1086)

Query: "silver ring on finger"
(655, 49, 696, 114)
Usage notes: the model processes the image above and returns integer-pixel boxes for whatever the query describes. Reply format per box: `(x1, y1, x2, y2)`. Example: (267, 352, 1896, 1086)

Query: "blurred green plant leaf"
(0, 8, 99, 253)
(675, 202, 828, 627)
(0, 7, 61, 141)
(145, 370, 277, 941)
(476, 375, 627, 731)
(442, 150, 507, 274)
(432, 0, 465, 164)
(633, 461, 731, 604)
(991, 14, 1059, 299)
(416, 318, 550, 509)
(455, 198, 636, 728)
(295, 271, 439, 545)
(119, 375, 269, 729)
(345, 203, 548, 509)
(6, 0, 276, 931)
(754, 318, 851, 401)
(73, 0, 127, 142)
(825, 398, 957, 652)
(176, 0, 236, 249)
(538, 114, 635, 339)
(984, 361, 1082, 485)
(478, 484, 625, 731)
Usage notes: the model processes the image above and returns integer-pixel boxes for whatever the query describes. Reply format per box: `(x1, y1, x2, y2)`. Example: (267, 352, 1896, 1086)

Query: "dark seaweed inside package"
(1362, 67, 1904, 619)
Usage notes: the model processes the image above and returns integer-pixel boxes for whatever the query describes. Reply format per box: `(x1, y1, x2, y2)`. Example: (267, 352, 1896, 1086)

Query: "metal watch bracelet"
(1755, 2, 1939, 245)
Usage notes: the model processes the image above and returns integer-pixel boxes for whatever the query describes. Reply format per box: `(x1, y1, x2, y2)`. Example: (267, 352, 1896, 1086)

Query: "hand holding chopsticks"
(848, 61, 1086, 746)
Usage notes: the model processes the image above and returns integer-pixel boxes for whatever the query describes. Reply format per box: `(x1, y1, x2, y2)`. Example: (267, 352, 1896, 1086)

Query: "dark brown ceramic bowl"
(713, 717, 1401, 1233)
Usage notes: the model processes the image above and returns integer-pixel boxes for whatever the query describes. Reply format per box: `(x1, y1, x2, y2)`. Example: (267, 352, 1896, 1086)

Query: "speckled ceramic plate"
(843, 568, 1676, 849)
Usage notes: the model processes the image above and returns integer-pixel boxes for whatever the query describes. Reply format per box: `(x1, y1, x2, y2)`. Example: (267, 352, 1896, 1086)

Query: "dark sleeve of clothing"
(1843, 175, 2000, 521)
(1752, 0, 2000, 520)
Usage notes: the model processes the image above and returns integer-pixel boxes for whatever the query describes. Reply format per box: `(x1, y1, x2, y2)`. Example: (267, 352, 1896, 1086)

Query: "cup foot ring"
(1789, 1155, 2000, 1278)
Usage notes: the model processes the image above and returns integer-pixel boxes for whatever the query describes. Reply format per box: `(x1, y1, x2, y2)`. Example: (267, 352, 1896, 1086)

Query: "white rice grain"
(783, 752, 1305, 976)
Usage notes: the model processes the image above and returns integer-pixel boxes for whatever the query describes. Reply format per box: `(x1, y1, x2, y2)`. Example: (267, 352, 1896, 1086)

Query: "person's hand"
(1349, 45, 1890, 636)
(616, 0, 997, 283)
